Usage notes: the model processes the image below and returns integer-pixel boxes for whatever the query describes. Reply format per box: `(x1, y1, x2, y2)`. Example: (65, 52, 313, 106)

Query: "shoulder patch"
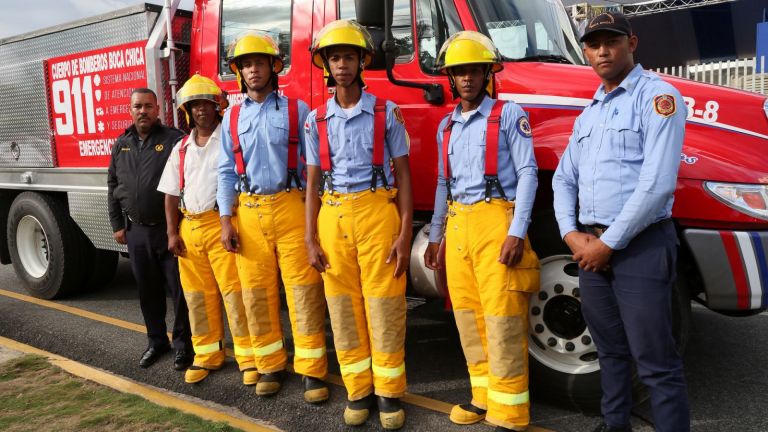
(393, 106, 405, 125)
(516, 116, 533, 138)
(304, 120, 311, 134)
(653, 94, 676, 117)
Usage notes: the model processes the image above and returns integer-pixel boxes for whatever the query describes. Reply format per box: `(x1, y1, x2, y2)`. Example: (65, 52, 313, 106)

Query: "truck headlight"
(705, 182, 768, 220)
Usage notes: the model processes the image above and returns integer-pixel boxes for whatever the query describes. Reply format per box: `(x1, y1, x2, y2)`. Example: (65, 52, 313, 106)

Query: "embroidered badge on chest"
(155, 144, 164, 152)
(653, 94, 676, 117)
(516, 116, 533, 138)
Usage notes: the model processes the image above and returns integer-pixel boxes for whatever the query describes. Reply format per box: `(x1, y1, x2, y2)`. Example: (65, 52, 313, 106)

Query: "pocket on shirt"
(268, 115, 289, 144)
(608, 117, 643, 159)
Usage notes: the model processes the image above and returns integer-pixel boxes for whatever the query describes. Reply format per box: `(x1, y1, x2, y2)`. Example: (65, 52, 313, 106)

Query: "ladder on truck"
(569, 0, 737, 21)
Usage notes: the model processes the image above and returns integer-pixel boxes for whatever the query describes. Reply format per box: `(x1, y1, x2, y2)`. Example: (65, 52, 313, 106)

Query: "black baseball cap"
(579, 12, 633, 42)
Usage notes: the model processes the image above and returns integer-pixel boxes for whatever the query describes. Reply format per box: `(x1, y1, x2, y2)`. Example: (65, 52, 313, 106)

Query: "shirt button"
(599, 123, 604, 127)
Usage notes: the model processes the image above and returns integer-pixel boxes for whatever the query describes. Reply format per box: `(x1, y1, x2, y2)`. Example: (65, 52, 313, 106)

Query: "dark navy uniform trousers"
(579, 219, 690, 432)
(126, 222, 191, 351)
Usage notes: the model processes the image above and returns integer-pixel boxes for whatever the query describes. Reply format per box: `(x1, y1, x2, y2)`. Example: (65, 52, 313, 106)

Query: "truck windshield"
(468, 0, 584, 65)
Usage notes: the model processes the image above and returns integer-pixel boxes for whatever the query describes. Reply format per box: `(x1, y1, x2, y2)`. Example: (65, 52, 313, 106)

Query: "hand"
(305, 237, 330, 273)
(387, 233, 412, 278)
(220, 218, 239, 252)
(113, 229, 127, 245)
(573, 238, 613, 272)
(168, 233, 186, 257)
(563, 231, 596, 255)
(499, 236, 524, 267)
(424, 242, 441, 270)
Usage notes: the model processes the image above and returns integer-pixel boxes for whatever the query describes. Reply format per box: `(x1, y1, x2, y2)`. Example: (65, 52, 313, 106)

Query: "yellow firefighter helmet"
(227, 33, 283, 92)
(437, 31, 504, 74)
(176, 74, 228, 126)
(310, 19, 374, 69)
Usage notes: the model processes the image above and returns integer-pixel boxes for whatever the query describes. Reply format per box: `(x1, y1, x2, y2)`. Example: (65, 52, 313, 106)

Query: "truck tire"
(7, 192, 87, 299)
(528, 254, 691, 413)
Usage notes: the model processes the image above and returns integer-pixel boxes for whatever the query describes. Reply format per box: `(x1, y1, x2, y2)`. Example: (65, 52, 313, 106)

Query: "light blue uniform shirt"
(552, 64, 685, 250)
(217, 93, 310, 216)
(304, 91, 409, 193)
(428, 96, 539, 243)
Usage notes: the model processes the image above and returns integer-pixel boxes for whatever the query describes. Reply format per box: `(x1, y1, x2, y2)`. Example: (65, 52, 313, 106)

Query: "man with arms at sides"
(304, 19, 413, 430)
(158, 74, 259, 385)
(218, 34, 329, 402)
(424, 31, 540, 432)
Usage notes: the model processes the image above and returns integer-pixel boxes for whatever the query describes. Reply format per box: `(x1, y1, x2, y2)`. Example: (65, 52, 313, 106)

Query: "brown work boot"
(255, 371, 285, 396)
(343, 394, 375, 426)
(303, 376, 329, 403)
(449, 403, 487, 425)
(378, 396, 405, 430)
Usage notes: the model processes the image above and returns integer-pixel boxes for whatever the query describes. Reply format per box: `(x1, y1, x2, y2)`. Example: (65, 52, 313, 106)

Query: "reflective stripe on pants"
(445, 199, 540, 430)
(318, 189, 407, 400)
(178, 210, 255, 370)
(237, 190, 328, 376)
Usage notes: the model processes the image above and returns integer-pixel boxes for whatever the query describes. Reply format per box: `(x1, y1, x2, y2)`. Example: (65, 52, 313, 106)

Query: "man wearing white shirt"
(158, 75, 257, 385)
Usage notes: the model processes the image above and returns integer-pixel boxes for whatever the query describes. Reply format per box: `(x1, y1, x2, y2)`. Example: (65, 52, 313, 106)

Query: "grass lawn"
(0, 355, 242, 432)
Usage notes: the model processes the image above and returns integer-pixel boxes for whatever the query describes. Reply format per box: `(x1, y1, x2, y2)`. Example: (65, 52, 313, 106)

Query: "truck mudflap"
(683, 229, 768, 311)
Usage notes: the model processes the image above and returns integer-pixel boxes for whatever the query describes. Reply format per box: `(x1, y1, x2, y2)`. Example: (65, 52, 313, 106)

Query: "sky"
(0, 0, 195, 39)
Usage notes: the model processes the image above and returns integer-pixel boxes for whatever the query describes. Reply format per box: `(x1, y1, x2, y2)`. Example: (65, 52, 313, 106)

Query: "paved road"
(0, 258, 766, 431)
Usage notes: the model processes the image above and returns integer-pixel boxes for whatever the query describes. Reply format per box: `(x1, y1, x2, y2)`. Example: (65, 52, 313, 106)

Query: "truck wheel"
(7, 192, 86, 299)
(529, 254, 691, 413)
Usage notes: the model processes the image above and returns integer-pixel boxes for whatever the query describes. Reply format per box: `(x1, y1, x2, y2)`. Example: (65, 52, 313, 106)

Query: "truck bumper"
(683, 229, 768, 311)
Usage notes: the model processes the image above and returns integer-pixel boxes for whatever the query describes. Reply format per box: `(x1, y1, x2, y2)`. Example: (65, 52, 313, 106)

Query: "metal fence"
(654, 56, 767, 95)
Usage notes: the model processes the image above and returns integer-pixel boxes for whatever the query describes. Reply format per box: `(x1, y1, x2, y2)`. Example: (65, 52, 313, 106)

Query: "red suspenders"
(442, 100, 507, 203)
(315, 97, 388, 194)
(177, 135, 192, 209)
(229, 98, 302, 194)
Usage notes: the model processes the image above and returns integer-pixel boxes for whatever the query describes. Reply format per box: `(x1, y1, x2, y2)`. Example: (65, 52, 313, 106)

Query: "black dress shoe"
(139, 345, 170, 368)
(173, 348, 194, 371)
(592, 423, 632, 432)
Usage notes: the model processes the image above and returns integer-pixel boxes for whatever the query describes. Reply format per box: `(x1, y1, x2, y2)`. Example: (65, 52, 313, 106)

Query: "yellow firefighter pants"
(178, 210, 255, 371)
(236, 190, 327, 377)
(445, 199, 540, 431)
(317, 189, 407, 401)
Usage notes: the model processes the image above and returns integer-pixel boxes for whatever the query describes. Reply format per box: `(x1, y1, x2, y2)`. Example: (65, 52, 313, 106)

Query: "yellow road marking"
(0, 336, 277, 432)
(0, 288, 553, 431)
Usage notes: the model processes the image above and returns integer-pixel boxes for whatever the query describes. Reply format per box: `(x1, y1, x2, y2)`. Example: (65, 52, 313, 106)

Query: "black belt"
(127, 215, 161, 227)
(580, 219, 671, 238)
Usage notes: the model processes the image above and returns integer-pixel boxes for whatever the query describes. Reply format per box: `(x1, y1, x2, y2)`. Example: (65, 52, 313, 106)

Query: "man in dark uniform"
(553, 13, 690, 432)
(107, 88, 193, 370)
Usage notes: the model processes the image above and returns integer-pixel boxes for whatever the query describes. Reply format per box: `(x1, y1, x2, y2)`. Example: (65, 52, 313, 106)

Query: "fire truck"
(0, 0, 766, 411)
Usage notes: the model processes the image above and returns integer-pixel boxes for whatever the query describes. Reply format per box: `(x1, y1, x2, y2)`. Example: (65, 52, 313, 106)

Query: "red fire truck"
(0, 0, 766, 410)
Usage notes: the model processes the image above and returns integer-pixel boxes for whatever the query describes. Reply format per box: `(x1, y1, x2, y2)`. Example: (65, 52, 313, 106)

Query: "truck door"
(198, 0, 316, 105)
(316, 0, 463, 212)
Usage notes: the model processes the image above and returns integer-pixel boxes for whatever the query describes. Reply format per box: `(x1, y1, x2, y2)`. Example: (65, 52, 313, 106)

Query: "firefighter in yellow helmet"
(305, 19, 413, 430)
(157, 74, 259, 385)
(218, 33, 329, 403)
(424, 31, 540, 432)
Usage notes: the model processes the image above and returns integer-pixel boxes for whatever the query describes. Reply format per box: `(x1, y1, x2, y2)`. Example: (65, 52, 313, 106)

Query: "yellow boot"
(242, 368, 259, 386)
(184, 366, 210, 384)
(255, 371, 285, 396)
(449, 403, 487, 425)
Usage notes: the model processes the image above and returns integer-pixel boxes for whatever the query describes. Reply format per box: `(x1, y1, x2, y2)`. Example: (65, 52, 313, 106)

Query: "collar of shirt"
(183, 124, 222, 150)
(450, 94, 495, 124)
(326, 91, 375, 120)
(242, 92, 275, 113)
(592, 63, 644, 103)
